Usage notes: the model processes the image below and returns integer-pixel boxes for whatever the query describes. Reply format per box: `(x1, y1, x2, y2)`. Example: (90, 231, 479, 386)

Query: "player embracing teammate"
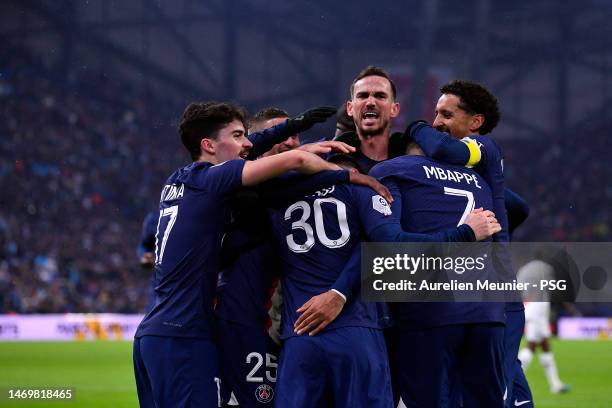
(133, 66, 535, 408)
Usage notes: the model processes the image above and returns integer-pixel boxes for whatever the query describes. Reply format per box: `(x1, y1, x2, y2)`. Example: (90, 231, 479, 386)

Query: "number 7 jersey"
(268, 183, 394, 340)
(370, 155, 506, 327)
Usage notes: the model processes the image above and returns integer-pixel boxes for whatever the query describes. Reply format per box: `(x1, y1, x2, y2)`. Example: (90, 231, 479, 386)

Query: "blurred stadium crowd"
(1, 46, 610, 314)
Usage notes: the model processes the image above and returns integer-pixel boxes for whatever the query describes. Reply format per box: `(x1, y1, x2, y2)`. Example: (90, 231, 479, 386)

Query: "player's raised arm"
(408, 120, 481, 167)
(241, 149, 341, 187)
(247, 106, 337, 158)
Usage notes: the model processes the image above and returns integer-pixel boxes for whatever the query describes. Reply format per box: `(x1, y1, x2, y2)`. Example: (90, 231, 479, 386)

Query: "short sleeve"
(187, 160, 246, 193)
(351, 184, 398, 237)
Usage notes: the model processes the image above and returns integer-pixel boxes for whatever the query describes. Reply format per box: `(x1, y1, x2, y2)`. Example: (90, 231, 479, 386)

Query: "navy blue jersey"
(137, 210, 159, 258)
(268, 183, 394, 339)
(470, 135, 509, 243)
(410, 124, 509, 242)
(215, 170, 349, 329)
(370, 155, 505, 327)
(135, 160, 245, 339)
(215, 242, 278, 328)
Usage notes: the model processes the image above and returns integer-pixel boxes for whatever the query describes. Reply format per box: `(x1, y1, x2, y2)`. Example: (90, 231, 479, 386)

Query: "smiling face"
(432, 93, 484, 139)
(205, 119, 253, 163)
(347, 75, 400, 138)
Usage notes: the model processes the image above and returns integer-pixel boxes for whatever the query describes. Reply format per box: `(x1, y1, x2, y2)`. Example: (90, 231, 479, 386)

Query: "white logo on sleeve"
(514, 400, 531, 407)
(372, 195, 392, 216)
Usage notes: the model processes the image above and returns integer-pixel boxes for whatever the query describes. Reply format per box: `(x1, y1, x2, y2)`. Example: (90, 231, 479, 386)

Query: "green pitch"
(0, 340, 610, 407)
(0, 341, 137, 407)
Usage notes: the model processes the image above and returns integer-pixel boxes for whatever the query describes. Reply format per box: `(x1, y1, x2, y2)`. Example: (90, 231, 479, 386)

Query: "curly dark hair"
(440, 80, 500, 135)
(350, 65, 397, 100)
(179, 101, 247, 161)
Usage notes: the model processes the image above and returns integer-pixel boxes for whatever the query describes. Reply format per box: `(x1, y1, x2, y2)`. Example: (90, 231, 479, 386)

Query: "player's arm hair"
(246, 121, 293, 159)
(256, 170, 349, 207)
(242, 150, 341, 187)
(410, 121, 480, 167)
(505, 188, 530, 235)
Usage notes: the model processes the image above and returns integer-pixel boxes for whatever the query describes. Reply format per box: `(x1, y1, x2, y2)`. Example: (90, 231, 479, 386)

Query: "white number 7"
(155, 205, 178, 264)
(444, 187, 475, 226)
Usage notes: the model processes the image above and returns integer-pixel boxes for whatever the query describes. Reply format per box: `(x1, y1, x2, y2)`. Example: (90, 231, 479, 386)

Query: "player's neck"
(358, 131, 389, 161)
(195, 154, 220, 165)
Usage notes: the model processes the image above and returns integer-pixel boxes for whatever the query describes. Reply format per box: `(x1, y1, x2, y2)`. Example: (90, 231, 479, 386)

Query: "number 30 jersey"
(135, 160, 245, 340)
(268, 183, 393, 340)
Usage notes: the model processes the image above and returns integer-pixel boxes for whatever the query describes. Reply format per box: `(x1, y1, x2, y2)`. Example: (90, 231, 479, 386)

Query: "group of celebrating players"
(132, 66, 536, 407)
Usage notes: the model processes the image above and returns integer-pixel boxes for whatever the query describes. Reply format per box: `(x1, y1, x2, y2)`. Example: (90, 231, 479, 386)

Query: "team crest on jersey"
(254, 384, 274, 403)
(372, 195, 392, 216)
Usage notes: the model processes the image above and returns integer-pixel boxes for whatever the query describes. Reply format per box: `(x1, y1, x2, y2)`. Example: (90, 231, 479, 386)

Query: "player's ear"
(200, 138, 215, 155)
(390, 102, 400, 118)
(470, 114, 484, 133)
(346, 100, 355, 118)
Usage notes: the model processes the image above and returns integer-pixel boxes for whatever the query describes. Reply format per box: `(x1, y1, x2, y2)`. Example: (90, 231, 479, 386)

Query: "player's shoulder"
(172, 160, 244, 188)
(370, 155, 433, 178)
(468, 134, 502, 154)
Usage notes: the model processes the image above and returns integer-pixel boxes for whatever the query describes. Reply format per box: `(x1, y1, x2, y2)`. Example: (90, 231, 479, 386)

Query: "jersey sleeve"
(351, 184, 397, 237)
(246, 121, 292, 159)
(136, 210, 159, 258)
(505, 188, 529, 235)
(197, 159, 246, 193)
(367, 177, 476, 243)
(410, 122, 481, 167)
(330, 244, 361, 300)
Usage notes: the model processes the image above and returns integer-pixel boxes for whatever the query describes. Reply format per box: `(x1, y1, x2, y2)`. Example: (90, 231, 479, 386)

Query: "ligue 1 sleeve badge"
(254, 384, 274, 404)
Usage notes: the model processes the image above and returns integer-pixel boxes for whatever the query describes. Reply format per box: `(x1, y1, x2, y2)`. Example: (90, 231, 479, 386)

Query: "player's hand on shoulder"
(298, 141, 356, 155)
(294, 290, 346, 336)
(464, 208, 501, 240)
(349, 171, 394, 204)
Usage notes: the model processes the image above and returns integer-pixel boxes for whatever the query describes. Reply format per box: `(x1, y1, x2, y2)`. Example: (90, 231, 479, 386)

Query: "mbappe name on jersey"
(422, 165, 481, 188)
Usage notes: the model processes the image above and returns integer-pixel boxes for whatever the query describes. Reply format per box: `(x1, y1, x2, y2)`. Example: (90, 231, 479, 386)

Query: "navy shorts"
(504, 309, 533, 408)
(133, 335, 221, 408)
(275, 327, 392, 408)
(390, 323, 505, 408)
(216, 319, 279, 407)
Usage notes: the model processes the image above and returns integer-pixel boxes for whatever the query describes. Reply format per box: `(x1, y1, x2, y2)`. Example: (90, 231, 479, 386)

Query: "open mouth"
(239, 151, 249, 159)
(362, 110, 379, 120)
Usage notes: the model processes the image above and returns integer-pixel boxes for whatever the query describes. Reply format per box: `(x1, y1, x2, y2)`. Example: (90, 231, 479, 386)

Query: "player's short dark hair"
(179, 101, 247, 161)
(440, 80, 500, 135)
(328, 153, 365, 174)
(336, 104, 356, 133)
(350, 65, 397, 100)
(249, 107, 289, 130)
(253, 107, 289, 121)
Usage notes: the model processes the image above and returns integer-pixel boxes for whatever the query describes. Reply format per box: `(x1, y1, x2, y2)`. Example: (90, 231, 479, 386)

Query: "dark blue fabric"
(389, 324, 505, 408)
(370, 155, 505, 327)
(133, 335, 220, 408)
(275, 327, 392, 408)
(136, 160, 245, 339)
(216, 319, 279, 407)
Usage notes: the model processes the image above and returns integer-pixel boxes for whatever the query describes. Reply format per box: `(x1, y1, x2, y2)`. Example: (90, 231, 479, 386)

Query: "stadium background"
(1, 0, 611, 407)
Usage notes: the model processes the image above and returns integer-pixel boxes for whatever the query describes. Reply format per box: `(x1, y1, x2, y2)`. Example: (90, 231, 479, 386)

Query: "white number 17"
(155, 205, 178, 264)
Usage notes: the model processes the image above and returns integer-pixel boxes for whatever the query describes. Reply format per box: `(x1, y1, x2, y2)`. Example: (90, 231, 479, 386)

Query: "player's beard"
(359, 117, 389, 138)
